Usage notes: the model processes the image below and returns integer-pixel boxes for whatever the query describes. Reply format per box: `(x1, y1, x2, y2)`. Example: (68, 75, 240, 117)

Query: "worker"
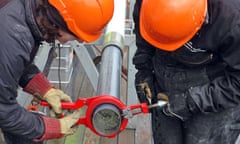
(133, 0, 240, 144)
(0, 0, 114, 143)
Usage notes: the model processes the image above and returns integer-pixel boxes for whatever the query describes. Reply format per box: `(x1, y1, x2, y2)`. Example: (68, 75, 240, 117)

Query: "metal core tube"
(92, 104, 121, 136)
(93, 0, 126, 136)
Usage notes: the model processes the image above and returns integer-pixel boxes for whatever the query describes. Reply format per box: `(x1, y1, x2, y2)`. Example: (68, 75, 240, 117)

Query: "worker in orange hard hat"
(0, 0, 113, 143)
(140, 0, 207, 51)
(133, 0, 240, 144)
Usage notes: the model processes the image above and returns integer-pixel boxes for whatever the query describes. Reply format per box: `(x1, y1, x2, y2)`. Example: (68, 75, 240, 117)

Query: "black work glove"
(135, 70, 156, 105)
(159, 92, 200, 121)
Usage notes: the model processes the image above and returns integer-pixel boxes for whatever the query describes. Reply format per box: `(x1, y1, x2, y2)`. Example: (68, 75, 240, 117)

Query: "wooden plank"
(118, 128, 135, 144)
(82, 129, 100, 144)
(100, 136, 118, 144)
(135, 114, 153, 144)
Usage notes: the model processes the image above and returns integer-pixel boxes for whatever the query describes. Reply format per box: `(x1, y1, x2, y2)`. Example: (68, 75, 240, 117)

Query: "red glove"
(23, 73, 72, 114)
(33, 116, 63, 142)
(33, 112, 80, 142)
(23, 72, 54, 97)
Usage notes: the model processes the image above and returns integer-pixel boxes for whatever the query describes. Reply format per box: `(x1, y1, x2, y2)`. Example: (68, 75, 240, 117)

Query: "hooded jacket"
(0, 0, 45, 139)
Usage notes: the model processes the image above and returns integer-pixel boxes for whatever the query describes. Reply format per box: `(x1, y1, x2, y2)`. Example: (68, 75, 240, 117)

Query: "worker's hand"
(135, 70, 156, 105)
(160, 92, 199, 121)
(33, 111, 80, 142)
(22, 73, 72, 114)
(43, 88, 72, 114)
(59, 111, 80, 135)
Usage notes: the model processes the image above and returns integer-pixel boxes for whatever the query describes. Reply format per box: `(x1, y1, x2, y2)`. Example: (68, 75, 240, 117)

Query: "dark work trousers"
(151, 107, 184, 144)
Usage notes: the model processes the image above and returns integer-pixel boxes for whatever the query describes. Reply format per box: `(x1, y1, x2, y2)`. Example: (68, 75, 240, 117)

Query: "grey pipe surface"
(93, 0, 126, 136)
(93, 45, 123, 136)
(96, 45, 122, 98)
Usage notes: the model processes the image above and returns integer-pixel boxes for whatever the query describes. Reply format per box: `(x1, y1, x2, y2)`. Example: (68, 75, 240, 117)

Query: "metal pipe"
(96, 0, 126, 97)
(93, 0, 126, 136)
(92, 103, 122, 136)
(96, 46, 122, 97)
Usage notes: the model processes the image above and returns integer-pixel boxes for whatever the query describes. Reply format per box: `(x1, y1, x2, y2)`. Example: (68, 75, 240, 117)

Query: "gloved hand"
(135, 70, 156, 105)
(33, 111, 80, 142)
(43, 88, 72, 114)
(59, 111, 80, 135)
(23, 72, 72, 114)
(157, 92, 199, 121)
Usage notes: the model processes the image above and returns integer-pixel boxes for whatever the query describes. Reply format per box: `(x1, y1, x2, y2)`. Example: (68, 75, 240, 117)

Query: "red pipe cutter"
(39, 95, 151, 138)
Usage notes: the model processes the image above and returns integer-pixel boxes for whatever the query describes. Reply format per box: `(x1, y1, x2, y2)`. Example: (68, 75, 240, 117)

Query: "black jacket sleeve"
(188, 25, 240, 113)
(19, 64, 40, 88)
(132, 0, 156, 71)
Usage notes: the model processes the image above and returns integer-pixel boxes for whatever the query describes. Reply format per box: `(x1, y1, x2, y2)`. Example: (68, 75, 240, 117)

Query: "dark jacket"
(0, 0, 44, 139)
(134, 0, 240, 143)
(134, 0, 240, 118)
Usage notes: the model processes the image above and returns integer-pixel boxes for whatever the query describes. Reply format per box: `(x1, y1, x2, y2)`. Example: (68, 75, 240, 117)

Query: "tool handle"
(40, 98, 85, 110)
(40, 101, 73, 108)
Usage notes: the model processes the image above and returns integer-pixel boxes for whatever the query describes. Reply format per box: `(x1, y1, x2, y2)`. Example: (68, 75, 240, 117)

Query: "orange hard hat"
(140, 0, 207, 51)
(49, 0, 114, 42)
